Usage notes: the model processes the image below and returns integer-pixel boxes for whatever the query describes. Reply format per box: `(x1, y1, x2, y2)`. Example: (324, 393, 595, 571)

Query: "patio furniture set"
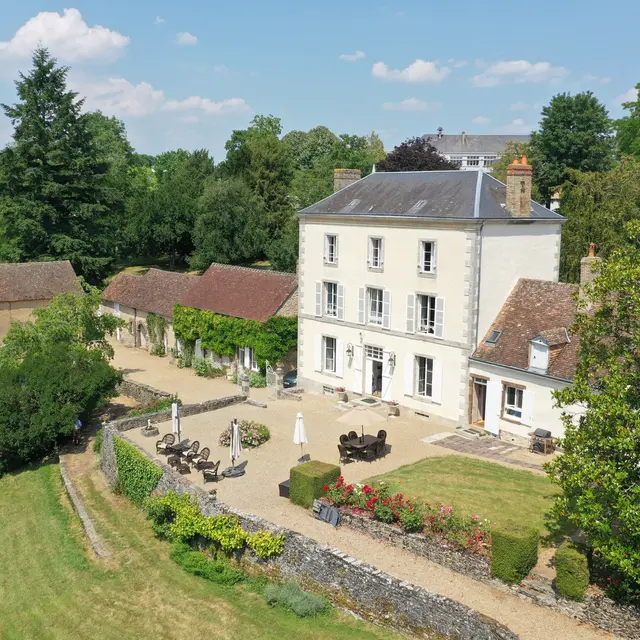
(338, 430, 387, 463)
(156, 434, 221, 482)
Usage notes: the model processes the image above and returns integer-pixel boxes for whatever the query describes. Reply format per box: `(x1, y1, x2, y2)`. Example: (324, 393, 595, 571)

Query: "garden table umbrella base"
(222, 466, 246, 478)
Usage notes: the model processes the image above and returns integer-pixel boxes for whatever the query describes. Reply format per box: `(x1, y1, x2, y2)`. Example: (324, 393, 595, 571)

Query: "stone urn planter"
(387, 403, 400, 417)
(337, 391, 348, 403)
(141, 418, 159, 437)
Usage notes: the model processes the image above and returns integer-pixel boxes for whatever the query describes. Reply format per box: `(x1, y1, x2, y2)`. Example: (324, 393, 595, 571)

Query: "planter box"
(278, 479, 290, 498)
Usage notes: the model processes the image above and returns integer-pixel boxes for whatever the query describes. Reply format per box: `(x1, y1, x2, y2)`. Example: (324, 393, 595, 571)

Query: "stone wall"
(117, 378, 170, 404)
(100, 426, 516, 640)
(108, 394, 247, 433)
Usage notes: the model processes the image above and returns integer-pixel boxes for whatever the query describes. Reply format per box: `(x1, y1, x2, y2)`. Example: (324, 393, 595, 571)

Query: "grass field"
(365, 455, 560, 534)
(0, 463, 399, 640)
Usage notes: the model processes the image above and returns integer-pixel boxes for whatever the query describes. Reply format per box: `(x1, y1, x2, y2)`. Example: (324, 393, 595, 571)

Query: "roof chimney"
(333, 168, 361, 193)
(506, 155, 533, 217)
(437, 126, 443, 139)
(580, 243, 601, 286)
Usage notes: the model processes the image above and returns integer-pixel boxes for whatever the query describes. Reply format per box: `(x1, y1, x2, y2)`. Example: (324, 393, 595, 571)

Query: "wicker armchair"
(184, 440, 200, 463)
(347, 431, 358, 441)
(155, 433, 175, 454)
(202, 460, 221, 483)
(338, 444, 355, 464)
(339, 434, 350, 445)
(360, 443, 377, 462)
(191, 447, 210, 470)
(377, 430, 387, 441)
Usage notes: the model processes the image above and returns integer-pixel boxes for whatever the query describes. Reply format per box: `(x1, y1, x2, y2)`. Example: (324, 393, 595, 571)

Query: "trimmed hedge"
(290, 461, 340, 509)
(113, 437, 163, 506)
(555, 542, 589, 601)
(490, 525, 539, 584)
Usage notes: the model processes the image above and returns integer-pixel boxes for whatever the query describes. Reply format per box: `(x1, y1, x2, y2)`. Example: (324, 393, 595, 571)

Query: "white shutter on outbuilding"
(315, 282, 322, 317)
(521, 390, 535, 427)
(314, 335, 323, 372)
(336, 339, 344, 378)
(406, 294, 415, 333)
(337, 284, 345, 321)
(382, 290, 391, 330)
(404, 356, 414, 396)
(357, 288, 366, 325)
(484, 380, 502, 435)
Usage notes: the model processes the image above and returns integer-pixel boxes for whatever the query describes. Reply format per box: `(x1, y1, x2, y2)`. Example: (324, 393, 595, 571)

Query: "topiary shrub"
(490, 526, 539, 584)
(113, 437, 163, 506)
(264, 581, 328, 617)
(93, 429, 103, 454)
(555, 542, 589, 601)
(289, 461, 341, 509)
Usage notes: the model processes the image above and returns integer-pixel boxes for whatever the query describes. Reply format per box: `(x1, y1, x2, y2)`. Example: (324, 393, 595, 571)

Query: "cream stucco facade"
(297, 214, 562, 426)
(0, 299, 49, 340)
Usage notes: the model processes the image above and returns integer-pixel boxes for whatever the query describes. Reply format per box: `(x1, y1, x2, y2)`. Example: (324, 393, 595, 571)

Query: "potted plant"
(385, 400, 400, 417)
(335, 386, 348, 403)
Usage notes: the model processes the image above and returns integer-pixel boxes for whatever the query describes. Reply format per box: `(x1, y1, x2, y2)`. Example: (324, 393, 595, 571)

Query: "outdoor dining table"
(344, 434, 380, 450)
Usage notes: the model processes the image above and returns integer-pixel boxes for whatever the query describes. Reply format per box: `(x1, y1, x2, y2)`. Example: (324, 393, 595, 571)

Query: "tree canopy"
(616, 83, 640, 160)
(377, 137, 459, 172)
(529, 91, 616, 202)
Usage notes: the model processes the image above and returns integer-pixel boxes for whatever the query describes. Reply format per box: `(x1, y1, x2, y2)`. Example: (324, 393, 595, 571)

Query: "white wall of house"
(468, 360, 581, 443)
(476, 222, 561, 344)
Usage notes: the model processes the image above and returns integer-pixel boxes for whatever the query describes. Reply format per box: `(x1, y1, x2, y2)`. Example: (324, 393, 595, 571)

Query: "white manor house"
(296, 160, 581, 442)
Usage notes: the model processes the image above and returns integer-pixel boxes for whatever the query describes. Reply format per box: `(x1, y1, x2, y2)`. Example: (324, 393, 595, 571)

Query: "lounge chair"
(184, 440, 200, 463)
(156, 433, 175, 454)
(191, 447, 210, 470)
(202, 460, 221, 483)
(347, 431, 358, 441)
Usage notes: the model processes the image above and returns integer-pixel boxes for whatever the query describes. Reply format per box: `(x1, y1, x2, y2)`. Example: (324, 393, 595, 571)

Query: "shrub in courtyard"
(150, 344, 166, 357)
(264, 581, 328, 617)
(290, 461, 341, 509)
(491, 525, 539, 584)
(218, 420, 270, 448)
(170, 542, 245, 585)
(113, 437, 163, 506)
(249, 372, 267, 387)
(555, 542, 589, 601)
(93, 429, 103, 454)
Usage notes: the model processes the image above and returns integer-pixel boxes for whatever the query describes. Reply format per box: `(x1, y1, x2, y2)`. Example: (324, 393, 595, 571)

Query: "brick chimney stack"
(506, 155, 533, 217)
(333, 168, 361, 193)
(580, 242, 601, 286)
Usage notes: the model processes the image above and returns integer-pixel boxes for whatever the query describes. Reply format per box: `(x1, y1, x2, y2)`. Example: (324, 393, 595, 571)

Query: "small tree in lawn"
(377, 137, 459, 172)
(546, 222, 640, 592)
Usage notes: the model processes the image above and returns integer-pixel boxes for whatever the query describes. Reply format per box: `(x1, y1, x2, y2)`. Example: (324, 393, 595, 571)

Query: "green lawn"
(0, 463, 399, 640)
(365, 455, 561, 534)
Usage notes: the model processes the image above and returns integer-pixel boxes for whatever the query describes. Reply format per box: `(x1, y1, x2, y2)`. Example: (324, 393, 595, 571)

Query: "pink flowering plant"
(323, 477, 491, 555)
(218, 420, 270, 449)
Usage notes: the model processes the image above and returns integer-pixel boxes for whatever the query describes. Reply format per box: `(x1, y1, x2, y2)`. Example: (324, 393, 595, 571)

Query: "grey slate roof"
(423, 133, 531, 154)
(299, 171, 564, 221)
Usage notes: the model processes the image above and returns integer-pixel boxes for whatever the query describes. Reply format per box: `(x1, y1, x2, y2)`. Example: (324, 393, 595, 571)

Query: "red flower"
(363, 485, 373, 495)
(323, 485, 329, 492)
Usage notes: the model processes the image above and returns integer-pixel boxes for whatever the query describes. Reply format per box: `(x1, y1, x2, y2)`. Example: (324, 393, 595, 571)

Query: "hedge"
(555, 542, 589, 601)
(490, 525, 539, 584)
(290, 461, 341, 509)
(113, 437, 163, 506)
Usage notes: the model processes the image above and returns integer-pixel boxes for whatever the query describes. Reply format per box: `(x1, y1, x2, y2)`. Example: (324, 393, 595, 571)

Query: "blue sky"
(0, 1, 637, 159)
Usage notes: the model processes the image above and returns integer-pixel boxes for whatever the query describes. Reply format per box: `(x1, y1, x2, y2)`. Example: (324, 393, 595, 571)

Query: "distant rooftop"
(0, 260, 79, 302)
(299, 171, 563, 221)
(424, 133, 531, 155)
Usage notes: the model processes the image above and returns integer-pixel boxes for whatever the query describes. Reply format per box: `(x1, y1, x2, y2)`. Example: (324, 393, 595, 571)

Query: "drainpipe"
(474, 222, 485, 350)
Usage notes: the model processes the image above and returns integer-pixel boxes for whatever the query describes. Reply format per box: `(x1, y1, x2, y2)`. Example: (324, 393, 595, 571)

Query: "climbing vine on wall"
(146, 312, 166, 346)
(172, 305, 297, 371)
(113, 437, 163, 506)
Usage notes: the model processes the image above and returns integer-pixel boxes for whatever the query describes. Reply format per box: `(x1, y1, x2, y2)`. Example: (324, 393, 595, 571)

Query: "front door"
(364, 345, 384, 396)
(471, 377, 487, 424)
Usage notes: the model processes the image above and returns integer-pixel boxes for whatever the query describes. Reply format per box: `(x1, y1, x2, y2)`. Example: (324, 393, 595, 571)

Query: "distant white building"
(424, 129, 531, 172)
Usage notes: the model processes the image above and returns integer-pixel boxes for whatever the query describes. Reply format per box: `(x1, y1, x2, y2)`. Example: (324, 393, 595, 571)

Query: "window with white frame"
(323, 336, 336, 373)
(503, 385, 523, 420)
(483, 156, 497, 167)
(324, 281, 337, 317)
(417, 294, 437, 334)
(467, 156, 480, 166)
(368, 237, 384, 269)
(367, 287, 383, 325)
(416, 356, 434, 398)
(324, 234, 337, 264)
(419, 241, 436, 273)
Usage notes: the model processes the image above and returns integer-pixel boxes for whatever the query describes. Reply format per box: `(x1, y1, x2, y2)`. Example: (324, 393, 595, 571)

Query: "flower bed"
(218, 420, 270, 448)
(324, 477, 491, 555)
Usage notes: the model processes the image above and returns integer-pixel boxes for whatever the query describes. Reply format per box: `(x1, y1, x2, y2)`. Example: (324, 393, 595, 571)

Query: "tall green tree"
(529, 92, 616, 202)
(283, 126, 338, 171)
(547, 221, 640, 592)
(558, 158, 640, 282)
(616, 83, 640, 159)
(0, 48, 118, 282)
(377, 136, 459, 172)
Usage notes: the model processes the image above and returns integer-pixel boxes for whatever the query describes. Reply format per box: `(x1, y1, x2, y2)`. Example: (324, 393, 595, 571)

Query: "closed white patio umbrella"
(336, 408, 386, 439)
(171, 397, 181, 442)
(293, 412, 307, 456)
(230, 419, 242, 467)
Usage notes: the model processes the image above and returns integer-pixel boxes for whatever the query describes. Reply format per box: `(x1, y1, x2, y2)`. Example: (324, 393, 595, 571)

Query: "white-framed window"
(417, 295, 436, 334)
(364, 345, 384, 360)
(416, 356, 434, 398)
(419, 241, 436, 274)
(324, 336, 337, 373)
(324, 281, 337, 317)
(324, 234, 338, 264)
(368, 237, 384, 269)
(503, 385, 524, 420)
(483, 156, 497, 167)
(467, 156, 480, 166)
(251, 349, 258, 372)
(367, 287, 383, 325)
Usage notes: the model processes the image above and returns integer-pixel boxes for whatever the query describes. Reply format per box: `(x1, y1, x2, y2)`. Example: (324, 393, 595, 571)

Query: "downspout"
(474, 221, 484, 350)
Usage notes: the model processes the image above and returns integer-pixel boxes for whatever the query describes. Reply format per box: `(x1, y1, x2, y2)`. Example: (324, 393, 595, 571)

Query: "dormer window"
(486, 330, 502, 345)
(529, 338, 550, 373)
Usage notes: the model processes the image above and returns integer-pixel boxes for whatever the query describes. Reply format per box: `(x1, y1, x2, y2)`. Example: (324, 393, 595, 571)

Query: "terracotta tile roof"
(103, 269, 199, 318)
(179, 263, 298, 322)
(471, 279, 580, 381)
(0, 260, 79, 302)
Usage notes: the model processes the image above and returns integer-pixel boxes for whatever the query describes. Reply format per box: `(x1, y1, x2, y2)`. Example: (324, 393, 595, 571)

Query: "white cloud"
(583, 74, 611, 85)
(339, 50, 365, 62)
(176, 32, 197, 46)
(473, 60, 568, 87)
(163, 96, 250, 115)
(0, 8, 129, 61)
(154, 16, 166, 25)
(616, 87, 638, 106)
(382, 98, 438, 112)
(472, 116, 490, 125)
(448, 58, 468, 69)
(372, 59, 450, 83)
(492, 119, 532, 134)
(74, 77, 165, 117)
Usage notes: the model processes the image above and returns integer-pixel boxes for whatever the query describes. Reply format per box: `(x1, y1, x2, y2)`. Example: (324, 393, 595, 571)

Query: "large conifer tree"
(0, 48, 117, 281)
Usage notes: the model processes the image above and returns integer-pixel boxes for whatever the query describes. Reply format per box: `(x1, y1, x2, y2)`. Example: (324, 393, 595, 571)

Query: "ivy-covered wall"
(172, 304, 297, 370)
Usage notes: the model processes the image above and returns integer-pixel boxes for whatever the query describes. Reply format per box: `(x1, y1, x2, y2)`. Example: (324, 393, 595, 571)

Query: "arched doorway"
(137, 323, 147, 349)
